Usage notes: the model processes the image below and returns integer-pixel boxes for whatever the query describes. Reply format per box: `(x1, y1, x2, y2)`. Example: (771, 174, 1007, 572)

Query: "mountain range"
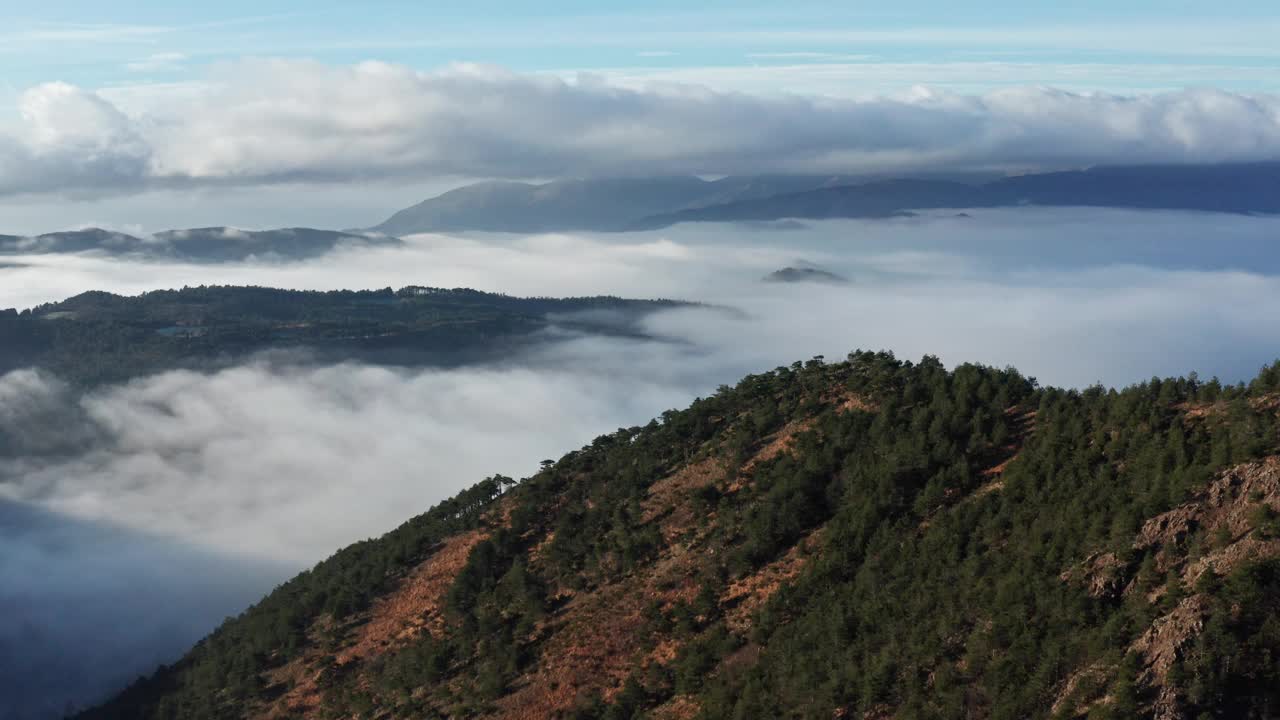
(5, 164, 1278, 254)
(75, 351, 1280, 719)
(372, 162, 1280, 235)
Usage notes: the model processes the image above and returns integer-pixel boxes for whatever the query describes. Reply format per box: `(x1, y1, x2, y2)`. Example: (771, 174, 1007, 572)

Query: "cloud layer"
(4, 210, 1280, 717)
(4, 61, 1280, 198)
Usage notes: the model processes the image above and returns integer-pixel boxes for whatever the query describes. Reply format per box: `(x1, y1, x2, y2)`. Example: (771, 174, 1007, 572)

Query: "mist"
(3, 208, 1280, 718)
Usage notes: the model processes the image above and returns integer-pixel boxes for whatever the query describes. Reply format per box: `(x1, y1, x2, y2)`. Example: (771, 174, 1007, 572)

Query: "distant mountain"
(0, 227, 400, 263)
(631, 162, 1280, 229)
(148, 227, 400, 262)
(372, 177, 706, 234)
(78, 352, 1280, 720)
(0, 228, 145, 255)
(763, 266, 847, 284)
(984, 162, 1280, 213)
(371, 163, 1280, 235)
(631, 178, 985, 229)
(370, 175, 883, 235)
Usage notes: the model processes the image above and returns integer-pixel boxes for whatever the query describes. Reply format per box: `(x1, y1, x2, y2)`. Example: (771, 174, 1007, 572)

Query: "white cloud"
(1, 60, 1279, 199)
(1, 360, 699, 564)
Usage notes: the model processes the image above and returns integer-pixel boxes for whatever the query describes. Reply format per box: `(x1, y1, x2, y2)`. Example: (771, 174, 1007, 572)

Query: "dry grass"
(338, 529, 488, 664)
(721, 529, 823, 634)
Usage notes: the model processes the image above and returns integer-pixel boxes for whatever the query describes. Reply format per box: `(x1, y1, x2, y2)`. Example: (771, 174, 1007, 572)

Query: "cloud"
(1, 60, 1279, 199)
(0, 350, 711, 718)
(1, 82, 150, 197)
(4, 209, 1280, 716)
(3, 207, 1280, 385)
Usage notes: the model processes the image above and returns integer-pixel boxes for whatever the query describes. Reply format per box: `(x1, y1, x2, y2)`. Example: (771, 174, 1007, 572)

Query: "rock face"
(1055, 458, 1280, 719)
(1137, 456, 1280, 584)
(1060, 552, 1129, 600)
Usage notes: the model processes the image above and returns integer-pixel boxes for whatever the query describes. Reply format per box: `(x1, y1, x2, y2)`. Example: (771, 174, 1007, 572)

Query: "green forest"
(77, 352, 1280, 720)
(0, 286, 684, 385)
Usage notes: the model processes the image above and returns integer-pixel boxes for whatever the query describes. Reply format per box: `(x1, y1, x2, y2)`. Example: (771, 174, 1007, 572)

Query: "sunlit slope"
(81, 353, 1280, 719)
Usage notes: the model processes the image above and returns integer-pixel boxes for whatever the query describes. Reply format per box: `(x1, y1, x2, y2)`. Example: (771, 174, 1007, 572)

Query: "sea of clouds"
(2, 208, 1280, 718)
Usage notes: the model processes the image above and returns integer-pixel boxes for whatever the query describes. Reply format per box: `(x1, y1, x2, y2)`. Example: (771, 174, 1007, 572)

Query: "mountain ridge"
(627, 162, 1280, 230)
(369, 175, 877, 235)
(368, 163, 1280, 235)
(74, 352, 1280, 719)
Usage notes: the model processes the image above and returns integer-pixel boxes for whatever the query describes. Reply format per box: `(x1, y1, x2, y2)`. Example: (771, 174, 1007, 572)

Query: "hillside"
(76, 352, 1280, 719)
(0, 286, 686, 385)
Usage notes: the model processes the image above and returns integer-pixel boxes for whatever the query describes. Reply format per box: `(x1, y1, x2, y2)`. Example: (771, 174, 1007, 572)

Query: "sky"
(2, 1, 1280, 233)
(5, 1, 1280, 95)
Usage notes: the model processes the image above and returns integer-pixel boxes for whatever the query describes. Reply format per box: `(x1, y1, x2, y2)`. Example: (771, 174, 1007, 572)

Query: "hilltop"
(77, 352, 1280, 719)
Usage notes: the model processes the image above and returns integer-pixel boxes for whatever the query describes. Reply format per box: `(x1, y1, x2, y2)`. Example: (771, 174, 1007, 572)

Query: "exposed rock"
(1131, 594, 1210, 682)
(1049, 661, 1113, 718)
(1136, 457, 1280, 580)
(1061, 552, 1130, 600)
(1129, 595, 1212, 720)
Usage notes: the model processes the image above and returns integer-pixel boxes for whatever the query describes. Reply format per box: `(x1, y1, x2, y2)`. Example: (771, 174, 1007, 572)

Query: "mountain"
(372, 177, 713, 235)
(0, 286, 687, 386)
(147, 227, 400, 262)
(631, 179, 987, 229)
(763, 266, 847, 284)
(0, 227, 400, 263)
(0, 228, 146, 255)
(984, 162, 1280, 212)
(369, 175, 882, 235)
(630, 163, 1280, 229)
(372, 163, 1280, 236)
(78, 352, 1280, 719)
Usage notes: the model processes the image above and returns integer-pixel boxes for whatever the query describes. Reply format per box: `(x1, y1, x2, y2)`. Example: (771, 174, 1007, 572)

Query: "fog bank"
(3, 209, 1280, 717)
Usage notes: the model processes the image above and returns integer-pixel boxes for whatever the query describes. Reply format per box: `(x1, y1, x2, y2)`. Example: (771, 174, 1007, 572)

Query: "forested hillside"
(78, 352, 1280, 719)
(0, 286, 685, 385)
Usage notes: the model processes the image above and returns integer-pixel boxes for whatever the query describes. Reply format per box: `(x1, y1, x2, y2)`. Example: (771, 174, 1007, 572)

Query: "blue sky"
(2, 1, 1280, 234)
(4, 1, 1280, 98)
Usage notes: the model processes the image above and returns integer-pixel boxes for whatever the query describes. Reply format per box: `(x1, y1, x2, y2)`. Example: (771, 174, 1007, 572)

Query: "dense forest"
(77, 352, 1280, 719)
(0, 286, 685, 385)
